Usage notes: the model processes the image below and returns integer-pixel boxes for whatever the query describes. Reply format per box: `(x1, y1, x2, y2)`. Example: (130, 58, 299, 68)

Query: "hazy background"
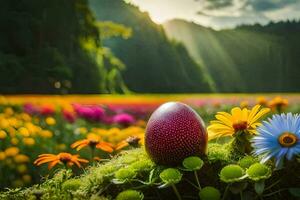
(0, 0, 299, 94)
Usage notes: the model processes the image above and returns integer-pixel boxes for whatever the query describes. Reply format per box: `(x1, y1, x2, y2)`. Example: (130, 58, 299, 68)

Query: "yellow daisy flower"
(208, 105, 270, 140)
(0, 152, 6, 160)
(14, 154, 30, 163)
(45, 117, 56, 126)
(5, 147, 20, 157)
(0, 130, 7, 139)
(23, 138, 35, 146)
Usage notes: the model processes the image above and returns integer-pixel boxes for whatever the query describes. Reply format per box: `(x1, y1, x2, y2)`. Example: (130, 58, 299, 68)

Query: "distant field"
(2, 93, 300, 106)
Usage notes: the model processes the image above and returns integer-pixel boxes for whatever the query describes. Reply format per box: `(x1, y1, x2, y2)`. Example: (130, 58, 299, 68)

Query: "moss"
(78, 148, 152, 195)
(0, 147, 279, 199)
(207, 143, 232, 164)
(114, 168, 137, 181)
(62, 179, 82, 192)
(129, 160, 154, 172)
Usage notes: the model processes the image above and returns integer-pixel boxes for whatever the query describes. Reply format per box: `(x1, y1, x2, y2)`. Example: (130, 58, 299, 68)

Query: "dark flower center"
(89, 140, 99, 146)
(233, 121, 248, 131)
(126, 136, 140, 147)
(279, 132, 297, 147)
(59, 153, 72, 163)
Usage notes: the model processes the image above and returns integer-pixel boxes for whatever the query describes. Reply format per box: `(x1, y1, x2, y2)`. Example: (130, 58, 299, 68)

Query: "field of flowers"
(1, 94, 300, 200)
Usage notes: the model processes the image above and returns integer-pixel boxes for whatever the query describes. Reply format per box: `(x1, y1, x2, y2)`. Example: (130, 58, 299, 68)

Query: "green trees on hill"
(164, 19, 300, 92)
(0, 0, 101, 93)
(1, 0, 297, 93)
(90, 0, 214, 93)
(0, 0, 131, 94)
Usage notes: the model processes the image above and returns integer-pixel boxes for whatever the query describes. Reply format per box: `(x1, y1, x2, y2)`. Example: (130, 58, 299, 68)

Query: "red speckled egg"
(145, 102, 207, 165)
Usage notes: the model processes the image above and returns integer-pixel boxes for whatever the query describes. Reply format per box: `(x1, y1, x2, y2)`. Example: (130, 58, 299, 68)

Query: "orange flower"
(34, 152, 88, 170)
(268, 96, 288, 111)
(115, 136, 141, 151)
(256, 96, 268, 106)
(71, 133, 113, 153)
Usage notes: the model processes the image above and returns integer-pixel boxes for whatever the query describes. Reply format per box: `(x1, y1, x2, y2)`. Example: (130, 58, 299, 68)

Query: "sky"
(126, 0, 300, 29)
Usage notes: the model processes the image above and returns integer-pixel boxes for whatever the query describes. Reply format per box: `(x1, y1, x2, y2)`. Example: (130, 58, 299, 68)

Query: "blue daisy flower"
(252, 113, 300, 167)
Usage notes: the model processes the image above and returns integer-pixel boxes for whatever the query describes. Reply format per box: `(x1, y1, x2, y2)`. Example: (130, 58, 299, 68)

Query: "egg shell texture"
(145, 102, 207, 165)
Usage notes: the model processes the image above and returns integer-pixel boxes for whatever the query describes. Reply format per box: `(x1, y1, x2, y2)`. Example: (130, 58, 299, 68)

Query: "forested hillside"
(0, 0, 104, 93)
(89, 0, 214, 93)
(164, 19, 300, 92)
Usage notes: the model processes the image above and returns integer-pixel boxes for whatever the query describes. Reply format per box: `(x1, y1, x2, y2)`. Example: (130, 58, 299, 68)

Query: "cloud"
(249, 0, 298, 11)
(204, 0, 234, 10)
(200, 0, 298, 12)
(195, 0, 300, 28)
(128, 0, 300, 29)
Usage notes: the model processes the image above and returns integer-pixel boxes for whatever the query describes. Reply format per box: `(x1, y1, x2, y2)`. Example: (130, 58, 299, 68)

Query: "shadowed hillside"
(89, 0, 215, 93)
(164, 19, 300, 92)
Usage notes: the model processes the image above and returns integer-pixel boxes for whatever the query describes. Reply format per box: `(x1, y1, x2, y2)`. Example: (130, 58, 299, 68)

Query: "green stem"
(90, 147, 95, 163)
(194, 171, 201, 190)
(171, 184, 182, 200)
(184, 178, 200, 190)
(263, 188, 286, 197)
(222, 184, 230, 200)
(264, 179, 280, 191)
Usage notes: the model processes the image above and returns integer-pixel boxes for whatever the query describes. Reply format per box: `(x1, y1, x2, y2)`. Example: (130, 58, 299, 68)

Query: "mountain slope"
(89, 0, 214, 93)
(0, 0, 103, 94)
(164, 19, 300, 92)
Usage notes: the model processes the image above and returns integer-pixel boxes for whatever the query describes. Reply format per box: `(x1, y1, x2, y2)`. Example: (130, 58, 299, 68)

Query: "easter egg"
(145, 102, 207, 165)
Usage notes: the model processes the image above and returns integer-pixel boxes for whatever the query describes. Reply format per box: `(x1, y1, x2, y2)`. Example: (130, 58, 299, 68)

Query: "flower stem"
(90, 147, 95, 162)
(222, 184, 230, 200)
(184, 178, 199, 190)
(263, 188, 286, 197)
(265, 179, 280, 191)
(194, 171, 201, 190)
(171, 184, 182, 200)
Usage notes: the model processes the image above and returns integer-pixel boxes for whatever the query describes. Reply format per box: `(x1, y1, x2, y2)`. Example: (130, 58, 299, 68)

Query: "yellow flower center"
(233, 120, 248, 131)
(278, 132, 297, 147)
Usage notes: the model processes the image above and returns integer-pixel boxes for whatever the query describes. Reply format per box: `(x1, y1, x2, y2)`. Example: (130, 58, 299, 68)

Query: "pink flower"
(40, 105, 55, 116)
(23, 103, 38, 115)
(73, 104, 104, 122)
(113, 113, 135, 126)
(62, 109, 77, 123)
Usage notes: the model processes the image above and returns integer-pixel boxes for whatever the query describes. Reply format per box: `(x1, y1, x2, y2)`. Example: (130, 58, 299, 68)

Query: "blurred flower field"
(0, 94, 299, 190)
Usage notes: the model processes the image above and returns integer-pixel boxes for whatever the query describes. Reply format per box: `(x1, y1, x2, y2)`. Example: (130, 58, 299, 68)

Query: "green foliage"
(0, 0, 102, 94)
(182, 156, 204, 171)
(246, 163, 272, 181)
(199, 186, 221, 200)
(0, 0, 133, 94)
(159, 168, 182, 185)
(238, 156, 257, 169)
(129, 160, 154, 172)
(207, 143, 231, 164)
(1, 146, 299, 199)
(116, 190, 144, 200)
(97, 21, 132, 40)
(114, 168, 137, 182)
(62, 179, 82, 192)
(164, 19, 300, 92)
(219, 165, 245, 183)
(89, 0, 214, 93)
